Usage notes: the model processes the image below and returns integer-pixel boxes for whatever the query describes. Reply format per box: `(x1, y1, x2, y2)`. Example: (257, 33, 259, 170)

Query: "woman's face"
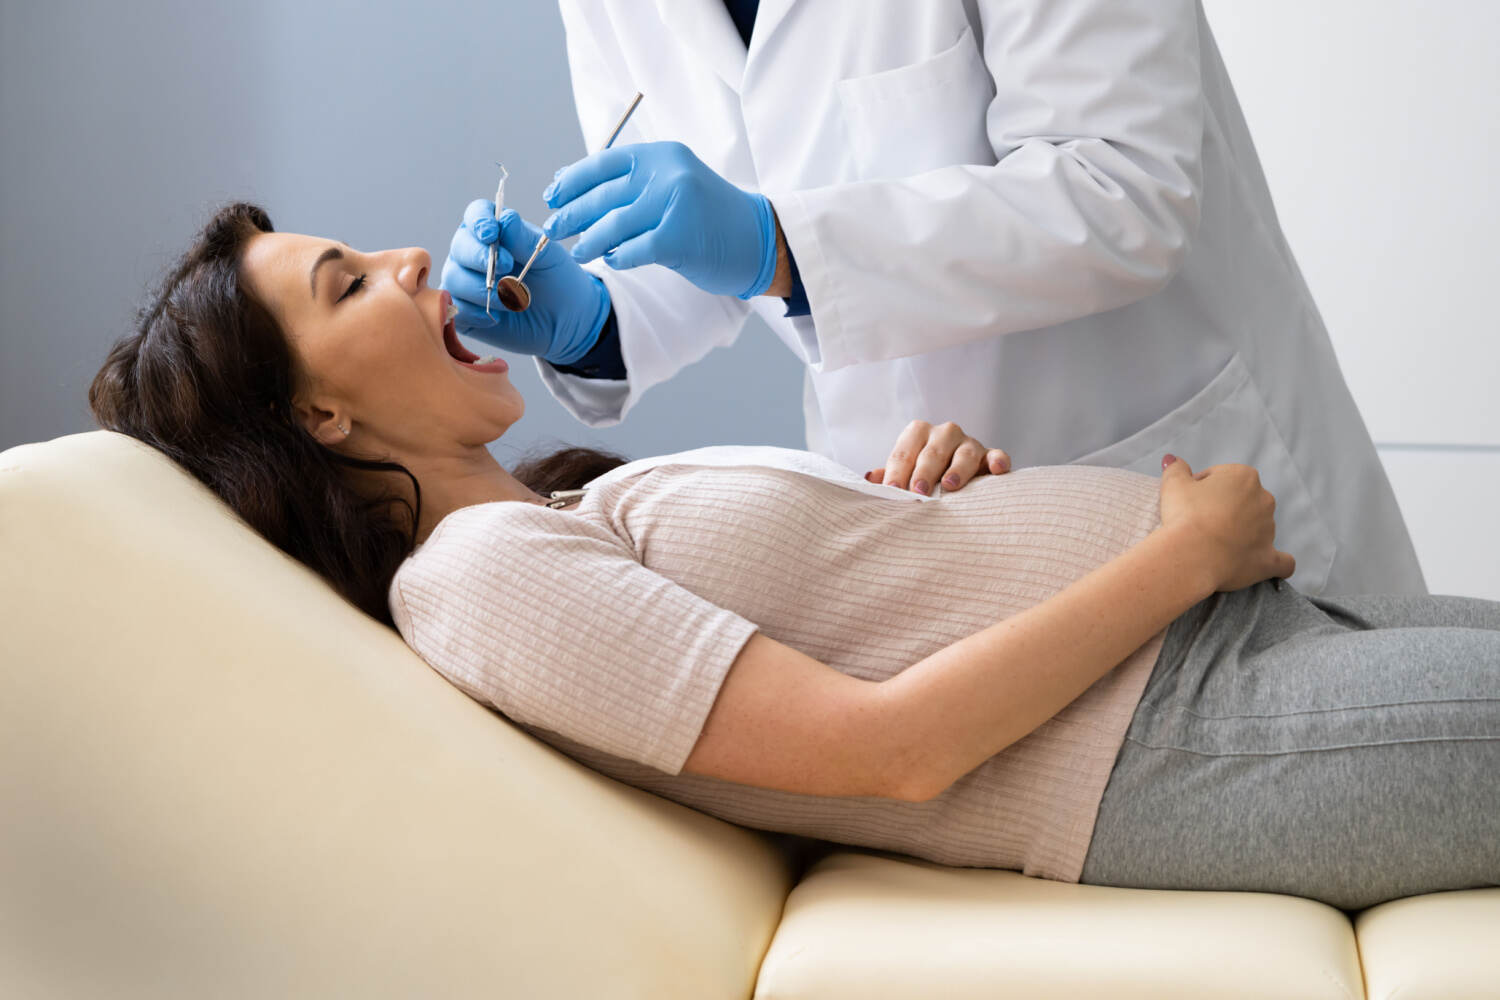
(240, 230, 523, 458)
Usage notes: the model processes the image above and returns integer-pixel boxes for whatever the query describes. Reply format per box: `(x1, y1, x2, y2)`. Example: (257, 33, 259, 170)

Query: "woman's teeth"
(446, 301, 459, 321)
(475, 355, 499, 365)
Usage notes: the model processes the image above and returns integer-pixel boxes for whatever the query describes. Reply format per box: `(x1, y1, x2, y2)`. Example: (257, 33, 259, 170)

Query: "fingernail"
(473, 217, 499, 243)
(542, 215, 557, 236)
(864, 470, 876, 482)
(913, 479, 930, 496)
(543, 181, 558, 202)
(995, 456, 1010, 473)
(942, 475, 959, 489)
(1163, 454, 1177, 468)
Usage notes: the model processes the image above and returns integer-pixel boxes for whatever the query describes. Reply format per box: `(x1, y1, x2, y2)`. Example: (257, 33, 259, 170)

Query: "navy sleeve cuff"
(548, 307, 627, 380)
(782, 241, 810, 318)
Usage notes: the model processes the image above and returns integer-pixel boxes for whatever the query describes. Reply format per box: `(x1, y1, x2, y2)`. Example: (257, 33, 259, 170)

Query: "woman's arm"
(682, 520, 1210, 801)
(682, 456, 1294, 802)
(877, 521, 1212, 801)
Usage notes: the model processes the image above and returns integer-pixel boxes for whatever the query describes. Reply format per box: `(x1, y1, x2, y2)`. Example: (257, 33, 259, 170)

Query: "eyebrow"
(308, 244, 348, 299)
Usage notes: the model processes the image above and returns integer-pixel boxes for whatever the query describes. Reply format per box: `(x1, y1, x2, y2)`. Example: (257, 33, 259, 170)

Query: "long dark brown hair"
(89, 202, 626, 628)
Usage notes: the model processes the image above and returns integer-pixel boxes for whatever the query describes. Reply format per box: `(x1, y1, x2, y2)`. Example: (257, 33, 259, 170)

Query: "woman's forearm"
(877, 523, 1216, 802)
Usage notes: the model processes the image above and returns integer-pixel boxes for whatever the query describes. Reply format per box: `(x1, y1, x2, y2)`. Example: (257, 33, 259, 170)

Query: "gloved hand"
(439, 199, 611, 366)
(541, 141, 777, 299)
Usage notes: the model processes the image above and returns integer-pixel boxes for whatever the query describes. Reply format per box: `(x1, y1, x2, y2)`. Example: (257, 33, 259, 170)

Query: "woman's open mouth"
(441, 293, 509, 373)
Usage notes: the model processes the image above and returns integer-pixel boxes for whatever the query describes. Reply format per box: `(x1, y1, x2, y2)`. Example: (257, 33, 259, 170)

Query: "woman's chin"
(494, 379, 525, 425)
(447, 357, 525, 429)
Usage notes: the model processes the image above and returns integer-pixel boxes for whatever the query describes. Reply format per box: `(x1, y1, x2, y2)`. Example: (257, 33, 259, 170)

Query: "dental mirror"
(495, 278, 530, 312)
(497, 235, 546, 312)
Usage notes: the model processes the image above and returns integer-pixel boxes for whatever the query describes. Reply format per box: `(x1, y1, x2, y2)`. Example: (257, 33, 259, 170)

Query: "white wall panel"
(1202, 0, 1500, 446)
(1377, 448, 1500, 600)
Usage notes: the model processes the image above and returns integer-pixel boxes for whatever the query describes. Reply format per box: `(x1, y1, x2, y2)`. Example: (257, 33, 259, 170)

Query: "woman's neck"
(406, 450, 548, 545)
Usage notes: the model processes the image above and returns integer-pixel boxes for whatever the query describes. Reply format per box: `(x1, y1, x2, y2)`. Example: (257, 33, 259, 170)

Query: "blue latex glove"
(439, 200, 611, 366)
(541, 141, 777, 299)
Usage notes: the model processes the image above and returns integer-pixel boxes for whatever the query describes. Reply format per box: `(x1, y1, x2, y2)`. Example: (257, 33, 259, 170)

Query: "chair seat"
(754, 851, 1366, 1000)
(1355, 889, 1500, 1000)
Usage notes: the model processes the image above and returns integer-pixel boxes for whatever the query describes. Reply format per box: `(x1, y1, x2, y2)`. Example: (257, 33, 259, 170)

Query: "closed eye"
(337, 274, 367, 303)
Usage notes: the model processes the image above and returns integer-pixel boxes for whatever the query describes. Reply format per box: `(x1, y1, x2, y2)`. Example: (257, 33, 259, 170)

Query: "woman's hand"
(864, 420, 1011, 495)
(1158, 454, 1296, 592)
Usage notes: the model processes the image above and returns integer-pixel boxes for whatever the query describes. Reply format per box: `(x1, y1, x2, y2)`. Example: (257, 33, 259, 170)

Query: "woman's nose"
(396, 247, 431, 291)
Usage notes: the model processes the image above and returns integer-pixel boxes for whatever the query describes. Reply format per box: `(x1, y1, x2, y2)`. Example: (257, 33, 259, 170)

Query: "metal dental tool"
(497, 91, 644, 313)
(485, 163, 509, 318)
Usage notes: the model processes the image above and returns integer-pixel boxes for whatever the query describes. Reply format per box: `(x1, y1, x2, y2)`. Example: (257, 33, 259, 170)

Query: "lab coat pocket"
(1069, 353, 1339, 594)
(836, 24, 996, 182)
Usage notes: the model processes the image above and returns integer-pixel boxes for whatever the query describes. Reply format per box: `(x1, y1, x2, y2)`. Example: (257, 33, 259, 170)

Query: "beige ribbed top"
(389, 453, 1166, 882)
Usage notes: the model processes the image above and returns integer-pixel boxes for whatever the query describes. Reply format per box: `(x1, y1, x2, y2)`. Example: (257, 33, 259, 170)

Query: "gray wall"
(0, 0, 806, 463)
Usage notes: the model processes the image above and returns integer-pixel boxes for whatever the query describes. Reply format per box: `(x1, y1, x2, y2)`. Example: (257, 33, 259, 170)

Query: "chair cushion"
(756, 851, 1365, 1000)
(0, 431, 793, 999)
(1355, 889, 1500, 1000)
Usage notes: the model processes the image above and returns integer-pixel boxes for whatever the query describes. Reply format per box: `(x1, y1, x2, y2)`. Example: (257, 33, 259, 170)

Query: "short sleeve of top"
(388, 501, 759, 775)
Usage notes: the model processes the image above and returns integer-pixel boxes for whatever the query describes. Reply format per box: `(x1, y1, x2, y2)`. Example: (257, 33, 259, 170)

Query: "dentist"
(441, 0, 1425, 597)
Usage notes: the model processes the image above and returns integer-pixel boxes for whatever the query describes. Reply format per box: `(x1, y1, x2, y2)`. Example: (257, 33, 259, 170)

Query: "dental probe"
(485, 163, 509, 318)
(497, 91, 644, 312)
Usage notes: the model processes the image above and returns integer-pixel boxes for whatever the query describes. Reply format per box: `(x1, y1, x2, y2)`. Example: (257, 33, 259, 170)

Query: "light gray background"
(1200, 0, 1500, 599)
(3, 1, 1497, 595)
(0, 0, 806, 466)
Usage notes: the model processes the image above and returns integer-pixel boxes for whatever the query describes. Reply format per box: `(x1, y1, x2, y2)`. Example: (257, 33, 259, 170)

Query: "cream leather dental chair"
(3, 430, 1496, 999)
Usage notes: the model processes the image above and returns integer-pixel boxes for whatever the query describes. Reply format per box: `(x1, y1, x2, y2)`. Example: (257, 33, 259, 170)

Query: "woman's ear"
(293, 398, 348, 446)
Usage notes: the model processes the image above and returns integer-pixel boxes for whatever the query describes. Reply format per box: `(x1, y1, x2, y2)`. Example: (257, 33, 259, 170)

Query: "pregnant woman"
(89, 203, 1498, 911)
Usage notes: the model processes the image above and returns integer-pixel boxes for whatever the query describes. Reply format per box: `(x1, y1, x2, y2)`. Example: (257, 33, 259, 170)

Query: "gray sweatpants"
(1079, 581, 1500, 911)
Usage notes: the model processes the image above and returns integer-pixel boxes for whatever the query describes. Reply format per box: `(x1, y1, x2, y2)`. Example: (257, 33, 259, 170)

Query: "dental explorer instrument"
(485, 163, 509, 318)
(496, 91, 644, 313)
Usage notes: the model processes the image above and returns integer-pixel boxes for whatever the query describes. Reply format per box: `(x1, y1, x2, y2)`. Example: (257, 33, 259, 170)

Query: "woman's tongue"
(444, 317, 475, 361)
(442, 317, 508, 372)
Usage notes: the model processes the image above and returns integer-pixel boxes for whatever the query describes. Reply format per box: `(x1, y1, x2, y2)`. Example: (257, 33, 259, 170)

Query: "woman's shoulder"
(410, 500, 525, 556)
(389, 500, 622, 626)
(411, 499, 616, 561)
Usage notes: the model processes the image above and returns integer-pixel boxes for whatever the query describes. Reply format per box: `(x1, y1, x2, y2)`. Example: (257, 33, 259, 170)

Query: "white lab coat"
(538, 0, 1425, 597)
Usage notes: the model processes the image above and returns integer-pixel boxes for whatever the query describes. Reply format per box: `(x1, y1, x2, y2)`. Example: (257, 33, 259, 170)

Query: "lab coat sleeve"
(542, 0, 754, 427)
(772, 0, 1206, 373)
